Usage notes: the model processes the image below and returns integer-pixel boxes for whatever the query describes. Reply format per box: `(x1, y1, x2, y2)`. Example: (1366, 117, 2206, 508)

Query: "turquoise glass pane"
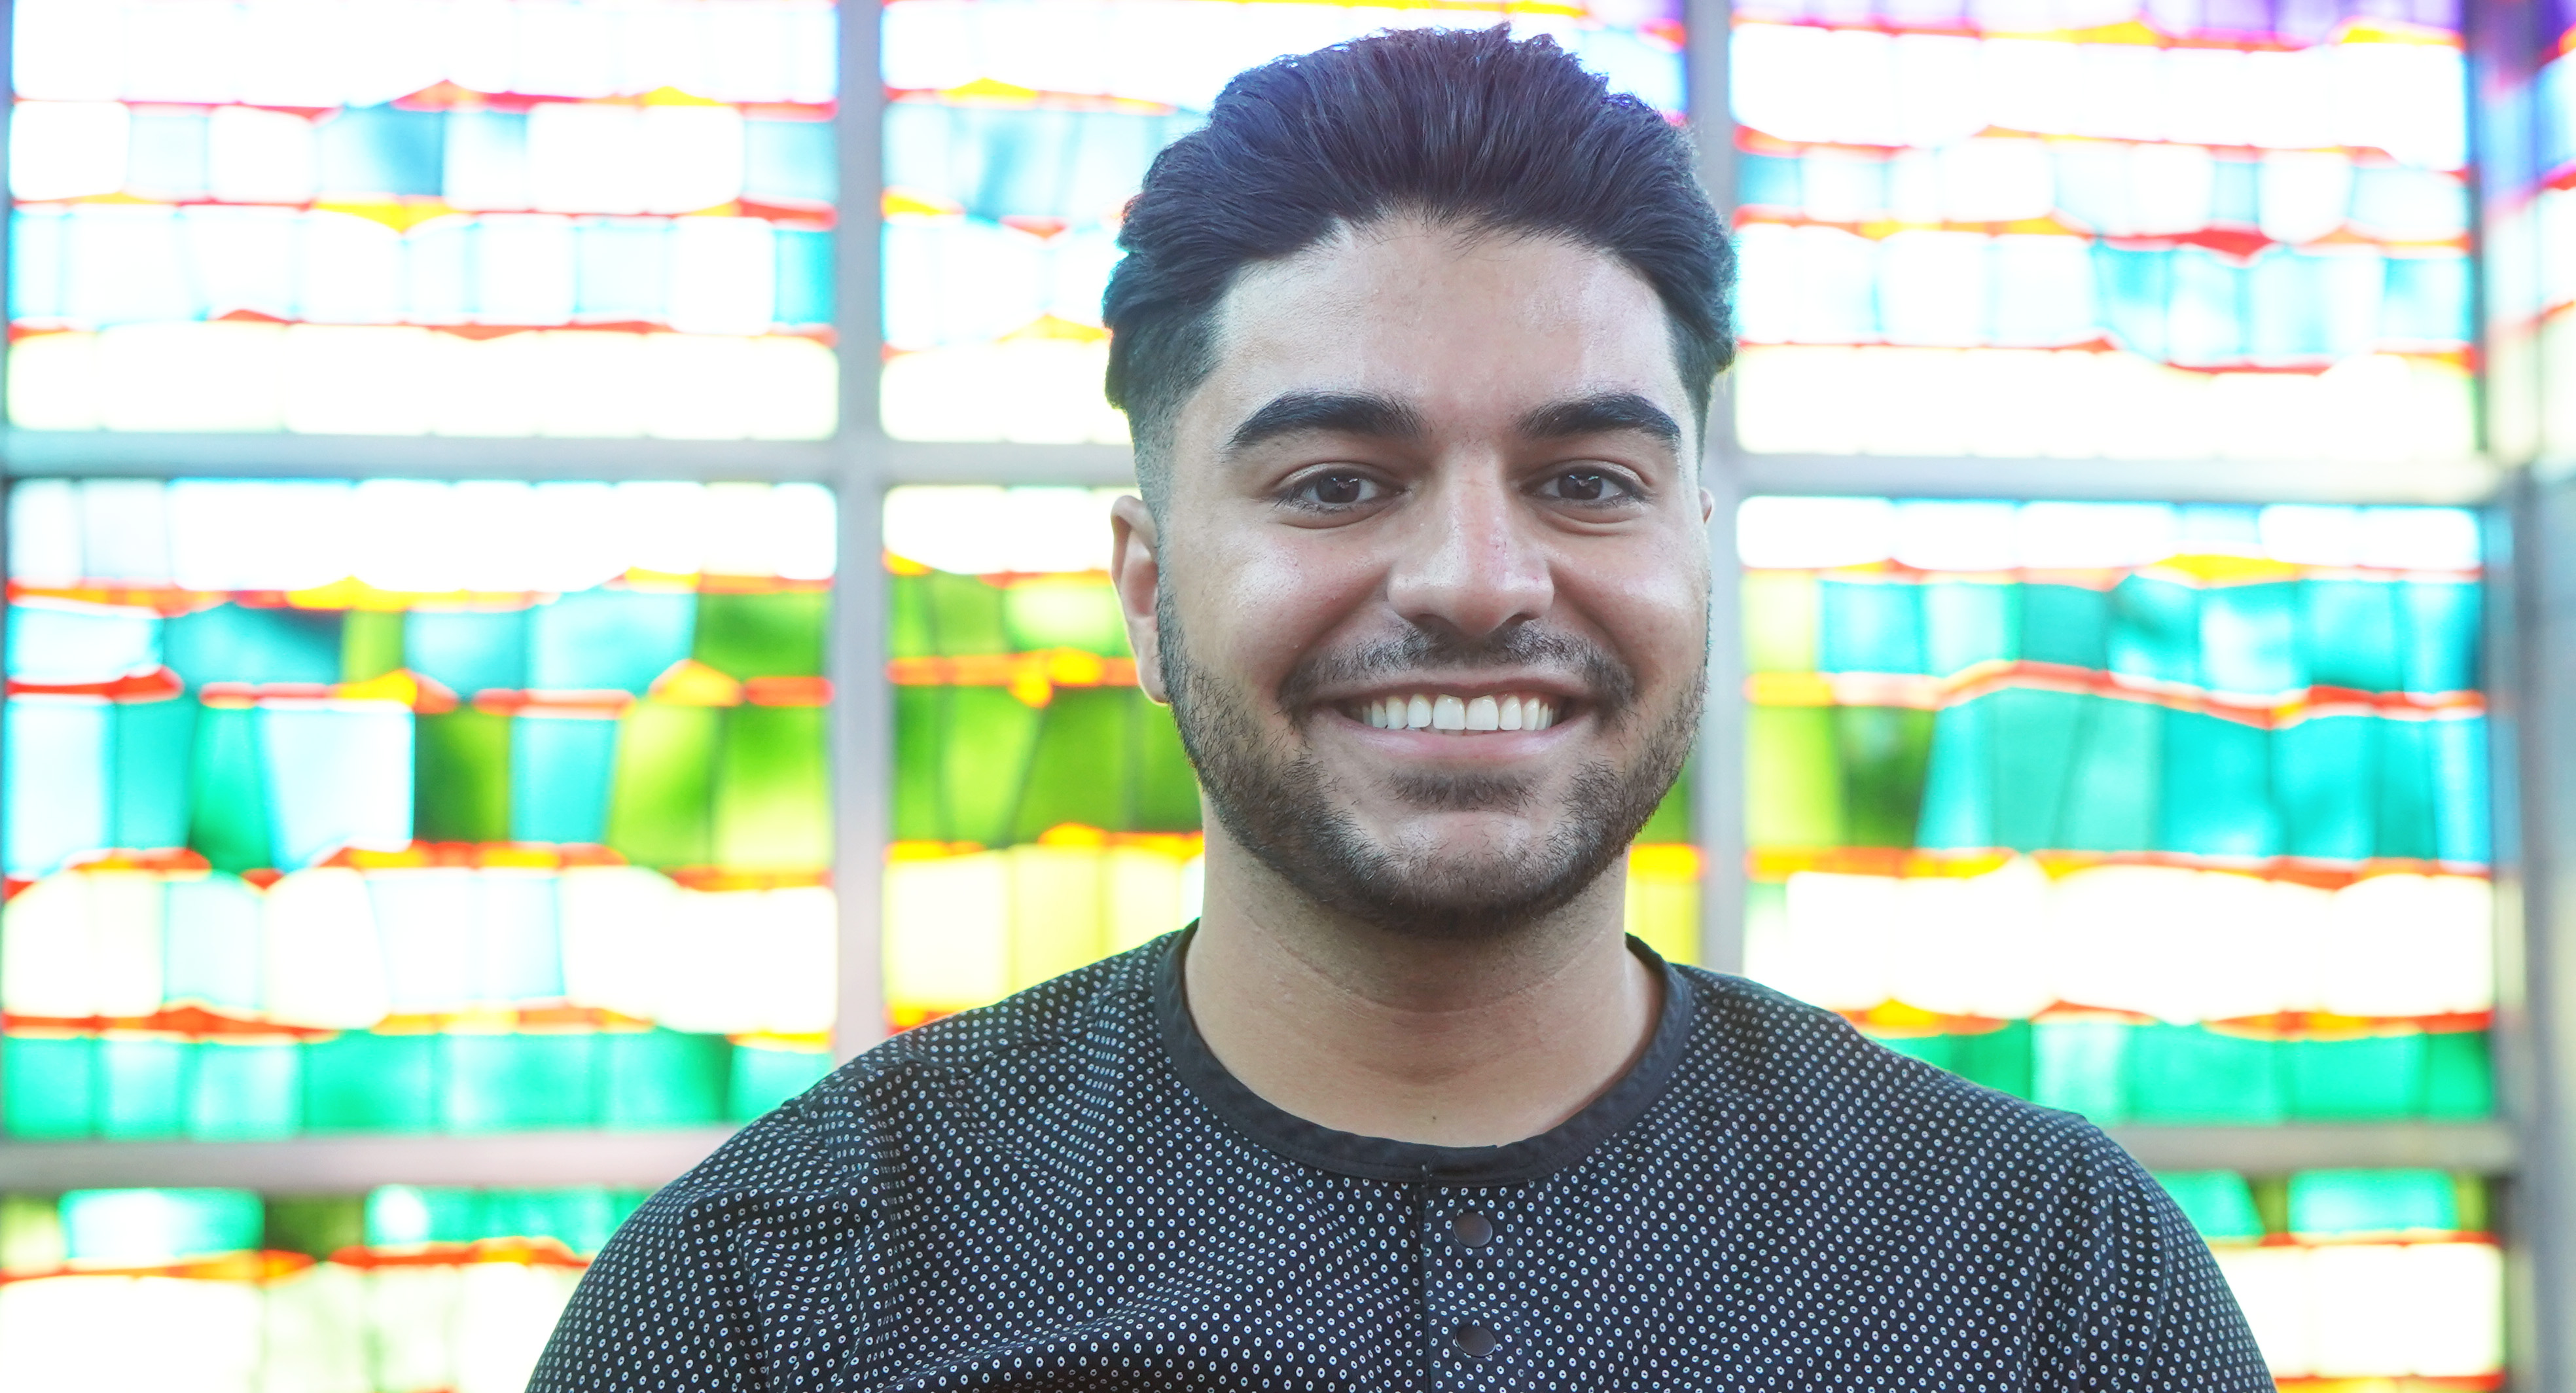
(2401, 580, 2480, 693)
(2288, 1169, 2457, 1237)
(1817, 581, 1926, 674)
(2031, 1021, 2128, 1124)
(599, 1030, 731, 1128)
(2024, 589, 2110, 672)
(4, 1034, 96, 1138)
(2433, 715, 2492, 863)
(2302, 580, 2402, 691)
(2158, 711, 2276, 858)
(406, 609, 530, 696)
(1912, 700, 1992, 850)
(98, 1036, 191, 1139)
(186, 1040, 301, 1140)
(315, 105, 445, 196)
(2287, 1034, 2425, 1120)
(730, 1045, 831, 1120)
(2198, 583, 2299, 695)
(260, 704, 414, 868)
(188, 703, 276, 875)
(6, 604, 158, 681)
(165, 606, 343, 687)
(441, 1032, 598, 1131)
(1919, 580, 2014, 678)
(62, 1188, 262, 1261)
(1987, 689, 2084, 852)
(511, 714, 619, 843)
(2374, 717, 2441, 860)
(303, 1032, 437, 1133)
(4, 696, 109, 875)
(2128, 1027, 2283, 1124)
(2106, 577, 2198, 686)
(111, 696, 196, 849)
(163, 874, 266, 1012)
(2153, 1172, 2266, 1242)
(2274, 715, 2376, 860)
(528, 591, 696, 695)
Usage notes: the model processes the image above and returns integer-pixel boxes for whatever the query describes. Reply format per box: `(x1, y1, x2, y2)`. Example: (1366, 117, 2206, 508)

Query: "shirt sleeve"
(2035, 1132, 2278, 1392)
(529, 1104, 873, 1393)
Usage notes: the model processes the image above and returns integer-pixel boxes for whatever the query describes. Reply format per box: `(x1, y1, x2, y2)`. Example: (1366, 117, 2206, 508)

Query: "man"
(535, 28, 2270, 1389)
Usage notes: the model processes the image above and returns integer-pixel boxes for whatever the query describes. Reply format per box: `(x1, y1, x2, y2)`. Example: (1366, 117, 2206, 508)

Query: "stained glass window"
(876, 0, 1687, 443)
(2160, 1168, 2503, 1379)
(1740, 497, 2492, 1123)
(1728, 0, 2475, 461)
(1, 478, 838, 1140)
(2520, 1, 2576, 455)
(0, 1185, 645, 1393)
(880, 485, 1700, 1028)
(6, 0, 839, 439)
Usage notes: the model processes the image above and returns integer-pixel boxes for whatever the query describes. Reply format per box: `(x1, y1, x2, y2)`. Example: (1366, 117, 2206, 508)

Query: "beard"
(1159, 588, 1705, 941)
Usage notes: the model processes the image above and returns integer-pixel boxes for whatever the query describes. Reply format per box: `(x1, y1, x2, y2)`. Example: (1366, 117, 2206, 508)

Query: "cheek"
(1568, 546, 1710, 687)
(1175, 529, 1384, 692)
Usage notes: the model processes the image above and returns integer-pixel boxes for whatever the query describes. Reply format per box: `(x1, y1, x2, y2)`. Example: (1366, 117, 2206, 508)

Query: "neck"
(1182, 827, 1661, 1147)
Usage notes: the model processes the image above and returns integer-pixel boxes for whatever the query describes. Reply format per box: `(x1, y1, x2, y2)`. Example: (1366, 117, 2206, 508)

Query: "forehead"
(1189, 221, 1689, 433)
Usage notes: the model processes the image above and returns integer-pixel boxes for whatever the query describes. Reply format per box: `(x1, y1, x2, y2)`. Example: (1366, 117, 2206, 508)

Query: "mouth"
(1342, 691, 1564, 734)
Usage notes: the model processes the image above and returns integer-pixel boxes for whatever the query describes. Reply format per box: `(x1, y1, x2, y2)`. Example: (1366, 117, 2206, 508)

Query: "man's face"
(1113, 219, 1712, 937)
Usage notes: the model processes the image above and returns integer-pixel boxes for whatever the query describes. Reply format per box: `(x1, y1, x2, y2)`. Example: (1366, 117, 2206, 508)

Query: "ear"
(1109, 494, 1170, 704)
(1699, 486, 1716, 527)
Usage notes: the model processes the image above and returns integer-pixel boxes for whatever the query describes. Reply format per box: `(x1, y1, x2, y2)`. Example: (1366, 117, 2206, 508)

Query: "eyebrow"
(1516, 392, 1684, 449)
(1224, 391, 1429, 456)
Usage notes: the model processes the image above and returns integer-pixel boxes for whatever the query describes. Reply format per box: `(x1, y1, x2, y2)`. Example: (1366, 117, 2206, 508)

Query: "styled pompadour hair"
(1101, 26, 1735, 511)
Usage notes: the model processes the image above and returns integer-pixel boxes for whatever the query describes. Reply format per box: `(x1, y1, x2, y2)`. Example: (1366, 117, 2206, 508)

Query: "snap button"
(1449, 1211, 1494, 1248)
(1452, 1322, 1499, 1358)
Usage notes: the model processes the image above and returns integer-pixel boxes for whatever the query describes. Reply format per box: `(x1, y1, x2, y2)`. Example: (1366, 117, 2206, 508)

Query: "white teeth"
(1433, 695, 1467, 731)
(1531, 700, 1554, 729)
(1358, 693, 1562, 734)
(1499, 695, 1523, 731)
(1366, 699, 1386, 728)
(1465, 695, 1499, 731)
(1406, 695, 1433, 730)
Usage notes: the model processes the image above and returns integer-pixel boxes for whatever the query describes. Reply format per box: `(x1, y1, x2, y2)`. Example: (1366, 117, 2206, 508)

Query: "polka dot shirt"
(532, 933, 2272, 1390)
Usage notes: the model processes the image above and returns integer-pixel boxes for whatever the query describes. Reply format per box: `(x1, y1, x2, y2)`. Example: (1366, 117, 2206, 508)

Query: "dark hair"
(1102, 26, 1734, 508)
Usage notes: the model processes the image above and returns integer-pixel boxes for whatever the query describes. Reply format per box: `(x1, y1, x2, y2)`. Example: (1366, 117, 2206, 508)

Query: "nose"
(1383, 467, 1554, 641)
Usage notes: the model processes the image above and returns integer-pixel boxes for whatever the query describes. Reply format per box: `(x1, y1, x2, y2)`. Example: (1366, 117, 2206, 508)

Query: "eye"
(1284, 471, 1386, 509)
(1537, 469, 1638, 505)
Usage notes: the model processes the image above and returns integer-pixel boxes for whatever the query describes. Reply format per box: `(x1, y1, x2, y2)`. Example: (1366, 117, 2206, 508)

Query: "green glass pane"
(1817, 579, 1925, 674)
(302, 1032, 437, 1133)
(341, 610, 405, 683)
(1912, 700, 1991, 849)
(416, 708, 512, 844)
(1636, 755, 1694, 844)
(266, 1197, 366, 1259)
(166, 604, 342, 687)
(1133, 696, 1202, 833)
(441, 1032, 599, 1132)
(888, 572, 937, 660)
(2424, 1028, 2494, 1119)
(1743, 883, 1787, 966)
(2287, 1168, 2456, 1237)
(2106, 575, 2198, 686)
(1013, 687, 1137, 840)
(696, 591, 828, 679)
(1870, 1032, 1955, 1072)
(4, 1035, 96, 1138)
(2153, 1172, 2266, 1242)
(2302, 579, 2401, 692)
(1003, 576, 1127, 656)
(188, 702, 275, 874)
(1952, 1020, 2032, 1098)
(112, 697, 195, 850)
(599, 1030, 730, 1128)
(2286, 1034, 2424, 1119)
(2399, 579, 2480, 693)
(2454, 1176, 2490, 1233)
(2158, 710, 2276, 858)
(1921, 580, 2016, 678)
(2020, 585, 2109, 670)
(406, 610, 529, 697)
(2128, 1026, 2283, 1124)
(2274, 715, 2376, 860)
(604, 701, 719, 868)
(2031, 1020, 2129, 1123)
(186, 1040, 301, 1140)
(98, 1036, 190, 1139)
(2056, 697, 2160, 853)
(925, 572, 1010, 657)
(2374, 715, 2440, 860)
(1741, 572, 1818, 674)
(912, 687, 1043, 847)
(1835, 706, 1932, 848)
(1745, 705, 1844, 848)
(1989, 689, 2085, 852)
(712, 706, 831, 870)
(730, 1044, 831, 1120)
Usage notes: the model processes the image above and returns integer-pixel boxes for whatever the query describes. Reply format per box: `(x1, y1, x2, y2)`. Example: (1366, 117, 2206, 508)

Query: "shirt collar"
(1154, 925, 1697, 1185)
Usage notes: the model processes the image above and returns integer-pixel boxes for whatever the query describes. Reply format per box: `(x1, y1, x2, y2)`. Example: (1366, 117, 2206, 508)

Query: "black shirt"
(531, 933, 2272, 1390)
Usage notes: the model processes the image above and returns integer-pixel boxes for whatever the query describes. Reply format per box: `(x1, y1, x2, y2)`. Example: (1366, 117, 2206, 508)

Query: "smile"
(1351, 693, 1561, 733)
